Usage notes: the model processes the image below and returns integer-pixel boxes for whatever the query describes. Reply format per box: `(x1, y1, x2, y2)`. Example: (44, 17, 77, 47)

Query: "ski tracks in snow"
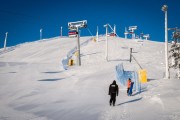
(99, 93, 142, 120)
(99, 100, 134, 120)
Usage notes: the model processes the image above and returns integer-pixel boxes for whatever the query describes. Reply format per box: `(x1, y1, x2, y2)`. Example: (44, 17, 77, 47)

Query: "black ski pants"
(109, 93, 116, 105)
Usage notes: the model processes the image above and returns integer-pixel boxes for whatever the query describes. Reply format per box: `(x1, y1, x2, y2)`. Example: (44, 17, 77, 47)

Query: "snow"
(0, 36, 180, 120)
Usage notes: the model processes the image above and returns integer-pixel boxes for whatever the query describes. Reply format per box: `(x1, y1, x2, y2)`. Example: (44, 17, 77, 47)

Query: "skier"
(127, 78, 131, 96)
(109, 80, 119, 106)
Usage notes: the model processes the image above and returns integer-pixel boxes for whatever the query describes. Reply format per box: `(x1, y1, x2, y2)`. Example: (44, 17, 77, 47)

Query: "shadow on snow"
(132, 89, 147, 96)
(109, 59, 130, 62)
(81, 52, 102, 57)
(117, 97, 142, 106)
(42, 71, 63, 74)
(38, 78, 65, 81)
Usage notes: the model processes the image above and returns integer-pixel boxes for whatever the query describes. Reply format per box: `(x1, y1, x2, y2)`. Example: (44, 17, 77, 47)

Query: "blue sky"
(0, 0, 179, 48)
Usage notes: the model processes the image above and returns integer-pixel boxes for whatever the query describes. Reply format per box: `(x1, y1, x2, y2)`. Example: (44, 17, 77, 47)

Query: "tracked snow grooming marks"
(149, 95, 164, 110)
(0, 46, 18, 55)
(99, 104, 132, 120)
(163, 114, 180, 120)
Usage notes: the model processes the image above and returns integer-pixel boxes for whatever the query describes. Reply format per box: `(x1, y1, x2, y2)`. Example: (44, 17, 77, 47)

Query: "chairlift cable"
(87, 28, 94, 37)
(108, 24, 119, 37)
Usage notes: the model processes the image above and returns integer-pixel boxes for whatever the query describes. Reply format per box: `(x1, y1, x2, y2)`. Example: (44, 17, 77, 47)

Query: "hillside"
(0, 36, 180, 120)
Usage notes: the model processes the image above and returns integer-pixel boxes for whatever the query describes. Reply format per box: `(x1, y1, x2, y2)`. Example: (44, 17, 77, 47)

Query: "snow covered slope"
(0, 36, 180, 120)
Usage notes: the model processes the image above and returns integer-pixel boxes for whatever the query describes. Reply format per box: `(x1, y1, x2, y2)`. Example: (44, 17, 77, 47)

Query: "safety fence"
(115, 63, 141, 93)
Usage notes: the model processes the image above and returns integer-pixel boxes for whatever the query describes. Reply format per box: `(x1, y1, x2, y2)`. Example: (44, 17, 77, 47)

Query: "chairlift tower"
(106, 24, 119, 37)
(124, 27, 128, 39)
(129, 26, 137, 39)
(68, 20, 87, 66)
(140, 32, 144, 39)
(143, 34, 150, 40)
(4, 32, 8, 51)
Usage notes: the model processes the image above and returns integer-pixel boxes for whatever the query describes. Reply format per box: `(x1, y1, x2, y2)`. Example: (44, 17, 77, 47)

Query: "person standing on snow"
(127, 78, 131, 96)
(129, 81, 134, 96)
(109, 80, 119, 106)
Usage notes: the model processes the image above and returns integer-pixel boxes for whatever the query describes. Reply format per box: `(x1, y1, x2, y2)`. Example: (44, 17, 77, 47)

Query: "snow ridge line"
(61, 37, 93, 70)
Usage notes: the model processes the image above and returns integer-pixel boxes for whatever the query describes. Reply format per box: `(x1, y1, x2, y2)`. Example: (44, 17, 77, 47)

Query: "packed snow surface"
(0, 36, 180, 120)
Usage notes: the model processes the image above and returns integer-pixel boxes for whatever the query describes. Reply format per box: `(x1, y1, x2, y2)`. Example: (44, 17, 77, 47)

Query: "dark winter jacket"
(109, 81, 119, 96)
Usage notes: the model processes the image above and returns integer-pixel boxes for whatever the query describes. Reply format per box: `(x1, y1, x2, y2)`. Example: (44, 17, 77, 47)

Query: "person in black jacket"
(108, 80, 119, 106)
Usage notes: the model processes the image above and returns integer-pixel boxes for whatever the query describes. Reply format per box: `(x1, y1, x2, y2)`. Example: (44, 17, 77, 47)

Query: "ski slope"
(0, 36, 180, 120)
